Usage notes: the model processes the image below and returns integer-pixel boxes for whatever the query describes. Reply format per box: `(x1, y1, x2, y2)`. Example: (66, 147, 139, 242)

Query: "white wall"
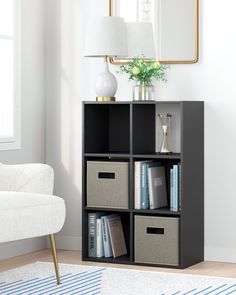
(45, 0, 236, 262)
(0, 0, 46, 259)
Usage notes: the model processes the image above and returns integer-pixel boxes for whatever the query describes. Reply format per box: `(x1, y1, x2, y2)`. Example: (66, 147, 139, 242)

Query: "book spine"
(101, 216, 113, 258)
(96, 219, 103, 258)
(148, 169, 154, 209)
(146, 164, 150, 209)
(170, 168, 173, 211)
(148, 168, 154, 209)
(173, 165, 178, 212)
(178, 163, 182, 211)
(88, 213, 96, 257)
(107, 216, 127, 258)
(176, 165, 179, 211)
(173, 166, 176, 211)
(141, 163, 148, 209)
(134, 162, 141, 209)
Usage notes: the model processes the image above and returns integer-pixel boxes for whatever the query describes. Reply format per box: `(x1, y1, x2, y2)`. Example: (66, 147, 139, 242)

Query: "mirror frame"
(109, 0, 199, 64)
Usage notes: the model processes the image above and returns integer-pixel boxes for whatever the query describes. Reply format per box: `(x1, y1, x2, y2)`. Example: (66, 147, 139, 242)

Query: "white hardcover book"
(148, 166, 167, 209)
(134, 161, 142, 209)
(96, 219, 104, 258)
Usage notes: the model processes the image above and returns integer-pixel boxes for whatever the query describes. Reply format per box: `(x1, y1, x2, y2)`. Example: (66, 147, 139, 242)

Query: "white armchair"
(0, 163, 66, 284)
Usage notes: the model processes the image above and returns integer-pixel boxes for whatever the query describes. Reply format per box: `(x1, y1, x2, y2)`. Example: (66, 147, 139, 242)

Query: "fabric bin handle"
(146, 227, 164, 235)
(98, 172, 115, 179)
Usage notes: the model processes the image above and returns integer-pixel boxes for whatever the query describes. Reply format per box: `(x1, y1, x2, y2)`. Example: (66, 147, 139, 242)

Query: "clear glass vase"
(133, 82, 155, 101)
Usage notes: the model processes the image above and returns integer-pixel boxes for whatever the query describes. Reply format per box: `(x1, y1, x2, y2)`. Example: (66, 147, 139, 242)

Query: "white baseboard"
(48, 241, 236, 263)
(47, 235, 82, 251)
(2, 238, 234, 263)
(0, 237, 46, 261)
(205, 246, 236, 263)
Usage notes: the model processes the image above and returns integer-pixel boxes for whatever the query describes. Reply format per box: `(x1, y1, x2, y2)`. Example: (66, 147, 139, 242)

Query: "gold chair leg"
(49, 234, 61, 284)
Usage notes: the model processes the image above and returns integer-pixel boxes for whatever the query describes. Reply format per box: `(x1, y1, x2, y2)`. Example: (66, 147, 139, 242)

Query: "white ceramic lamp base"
(95, 60, 117, 101)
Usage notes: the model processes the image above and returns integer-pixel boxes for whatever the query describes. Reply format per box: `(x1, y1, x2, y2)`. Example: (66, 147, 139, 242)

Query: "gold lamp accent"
(96, 97, 115, 102)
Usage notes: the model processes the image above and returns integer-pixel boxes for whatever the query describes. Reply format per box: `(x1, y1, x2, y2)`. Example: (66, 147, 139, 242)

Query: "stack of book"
(88, 213, 127, 258)
(170, 164, 181, 212)
(134, 161, 168, 210)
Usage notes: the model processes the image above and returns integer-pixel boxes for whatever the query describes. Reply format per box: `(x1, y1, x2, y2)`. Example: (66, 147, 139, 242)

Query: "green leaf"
(118, 58, 169, 84)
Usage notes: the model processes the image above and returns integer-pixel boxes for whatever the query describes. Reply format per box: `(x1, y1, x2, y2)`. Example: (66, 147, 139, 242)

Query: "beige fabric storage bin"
(135, 215, 179, 266)
(87, 161, 129, 209)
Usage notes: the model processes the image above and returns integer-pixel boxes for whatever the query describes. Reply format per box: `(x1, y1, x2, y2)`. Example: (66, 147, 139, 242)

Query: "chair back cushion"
(0, 163, 54, 195)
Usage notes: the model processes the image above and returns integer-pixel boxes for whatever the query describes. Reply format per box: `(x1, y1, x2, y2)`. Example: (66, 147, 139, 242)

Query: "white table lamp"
(84, 16, 127, 101)
(126, 22, 156, 59)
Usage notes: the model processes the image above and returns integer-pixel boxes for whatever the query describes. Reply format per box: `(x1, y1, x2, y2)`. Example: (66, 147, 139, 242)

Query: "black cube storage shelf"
(82, 101, 204, 269)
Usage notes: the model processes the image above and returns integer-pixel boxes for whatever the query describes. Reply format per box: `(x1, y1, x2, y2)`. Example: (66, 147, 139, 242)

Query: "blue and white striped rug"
(0, 262, 236, 295)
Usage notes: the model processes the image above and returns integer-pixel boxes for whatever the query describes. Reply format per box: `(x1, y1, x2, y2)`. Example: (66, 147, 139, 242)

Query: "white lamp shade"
(126, 22, 156, 59)
(84, 16, 128, 57)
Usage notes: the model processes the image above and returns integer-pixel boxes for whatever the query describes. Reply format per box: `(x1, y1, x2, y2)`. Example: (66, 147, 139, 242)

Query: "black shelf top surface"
(83, 101, 179, 105)
(83, 101, 131, 105)
(84, 207, 181, 216)
(84, 153, 131, 158)
(132, 208, 181, 216)
(83, 100, 204, 105)
(84, 207, 130, 212)
(133, 153, 181, 159)
(84, 152, 181, 159)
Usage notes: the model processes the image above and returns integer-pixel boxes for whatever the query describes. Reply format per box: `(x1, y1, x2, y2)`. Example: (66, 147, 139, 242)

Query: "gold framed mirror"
(109, 0, 199, 64)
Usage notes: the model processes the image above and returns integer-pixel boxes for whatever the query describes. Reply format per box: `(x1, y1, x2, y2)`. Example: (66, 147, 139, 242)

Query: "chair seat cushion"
(0, 192, 66, 243)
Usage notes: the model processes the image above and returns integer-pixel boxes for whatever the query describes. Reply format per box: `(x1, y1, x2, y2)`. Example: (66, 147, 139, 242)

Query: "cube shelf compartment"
(82, 101, 204, 268)
(84, 103, 130, 154)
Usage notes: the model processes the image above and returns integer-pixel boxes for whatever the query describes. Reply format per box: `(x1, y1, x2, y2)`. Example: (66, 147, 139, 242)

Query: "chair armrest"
(0, 163, 54, 195)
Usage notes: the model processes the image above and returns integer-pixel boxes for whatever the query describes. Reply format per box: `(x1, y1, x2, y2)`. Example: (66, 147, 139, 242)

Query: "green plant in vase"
(119, 58, 169, 101)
